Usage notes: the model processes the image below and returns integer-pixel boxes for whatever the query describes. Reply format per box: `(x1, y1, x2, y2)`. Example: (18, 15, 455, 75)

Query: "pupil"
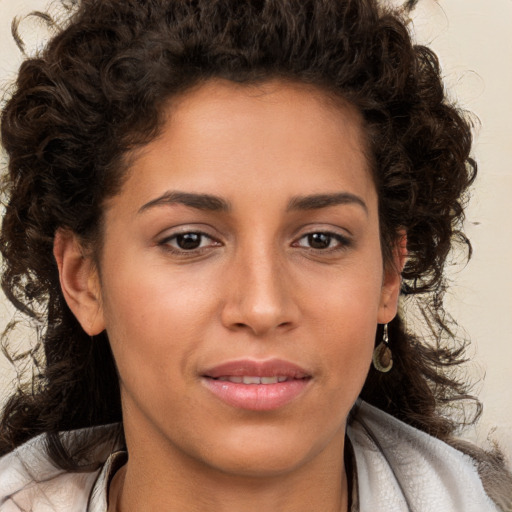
(308, 233, 331, 249)
(177, 233, 201, 250)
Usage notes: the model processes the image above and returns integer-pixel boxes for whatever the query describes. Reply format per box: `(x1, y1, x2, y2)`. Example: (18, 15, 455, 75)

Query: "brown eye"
(307, 233, 332, 249)
(294, 231, 350, 251)
(160, 231, 220, 253)
(175, 233, 203, 250)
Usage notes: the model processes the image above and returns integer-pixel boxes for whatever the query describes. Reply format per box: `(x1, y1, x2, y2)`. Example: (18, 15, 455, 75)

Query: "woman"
(0, 0, 509, 510)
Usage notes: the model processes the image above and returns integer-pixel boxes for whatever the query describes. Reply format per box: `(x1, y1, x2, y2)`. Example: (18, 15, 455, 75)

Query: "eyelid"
(292, 223, 352, 239)
(160, 231, 214, 244)
(298, 233, 348, 246)
(155, 222, 221, 241)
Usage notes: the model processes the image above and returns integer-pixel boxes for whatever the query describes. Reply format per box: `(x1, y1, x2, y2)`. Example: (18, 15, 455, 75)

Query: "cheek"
(98, 255, 223, 385)
(300, 259, 382, 383)
(300, 254, 383, 329)
(319, 307, 376, 383)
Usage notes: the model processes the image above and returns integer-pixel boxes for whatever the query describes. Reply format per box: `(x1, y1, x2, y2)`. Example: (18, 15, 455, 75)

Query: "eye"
(294, 232, 349, 250)
(160, 231, 220, 252)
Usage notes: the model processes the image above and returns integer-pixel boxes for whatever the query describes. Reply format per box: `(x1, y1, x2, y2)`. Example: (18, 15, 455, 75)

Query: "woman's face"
(75, 80, 401, 477)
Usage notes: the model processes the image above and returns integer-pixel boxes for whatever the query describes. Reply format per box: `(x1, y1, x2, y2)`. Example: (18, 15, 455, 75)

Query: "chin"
(196, 427, 336, 479)
(209, 451, 311, 479)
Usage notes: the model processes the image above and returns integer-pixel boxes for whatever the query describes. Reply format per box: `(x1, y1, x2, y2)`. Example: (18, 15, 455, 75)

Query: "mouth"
(201, 359, 312, 411)
(213, 375, 292, 384)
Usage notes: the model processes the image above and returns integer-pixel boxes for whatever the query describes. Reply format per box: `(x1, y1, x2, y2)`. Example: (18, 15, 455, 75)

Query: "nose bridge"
(222, 234, 297, 335)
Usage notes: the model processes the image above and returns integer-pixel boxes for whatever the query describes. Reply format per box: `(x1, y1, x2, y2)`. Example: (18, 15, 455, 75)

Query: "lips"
(201, 359, 312, 411)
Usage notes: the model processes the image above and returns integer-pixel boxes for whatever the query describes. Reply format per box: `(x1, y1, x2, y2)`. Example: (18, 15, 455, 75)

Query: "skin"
(55, 79, 403, 511)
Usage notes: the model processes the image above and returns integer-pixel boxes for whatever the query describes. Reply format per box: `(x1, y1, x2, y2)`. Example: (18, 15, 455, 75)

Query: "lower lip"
(202, 378, 310, 411)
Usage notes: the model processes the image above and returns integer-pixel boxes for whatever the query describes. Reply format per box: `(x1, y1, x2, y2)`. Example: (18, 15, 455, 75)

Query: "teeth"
(218, 376, 242, 383)
(216, 376, 289, 384)
(243, 376, 262, 384)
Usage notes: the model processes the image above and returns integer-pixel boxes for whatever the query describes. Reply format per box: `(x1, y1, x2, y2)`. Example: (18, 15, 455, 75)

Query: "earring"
(372, 324, 393, 373)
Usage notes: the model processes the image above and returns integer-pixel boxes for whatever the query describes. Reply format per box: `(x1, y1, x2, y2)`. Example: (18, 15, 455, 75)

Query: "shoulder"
(0, 425, 119, 512)
(347, 400, 502, 512)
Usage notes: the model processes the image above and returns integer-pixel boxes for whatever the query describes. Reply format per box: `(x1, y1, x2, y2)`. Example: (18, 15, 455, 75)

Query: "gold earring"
(372, 324, 393, 373)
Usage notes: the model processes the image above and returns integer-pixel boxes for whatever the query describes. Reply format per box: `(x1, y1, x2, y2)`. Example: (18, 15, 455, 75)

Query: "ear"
(377, 231, 407, 324)
(53, 228, 105, 336)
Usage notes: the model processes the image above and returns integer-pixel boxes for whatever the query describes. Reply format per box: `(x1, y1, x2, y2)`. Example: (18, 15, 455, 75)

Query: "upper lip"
(202, 358, 311, 379)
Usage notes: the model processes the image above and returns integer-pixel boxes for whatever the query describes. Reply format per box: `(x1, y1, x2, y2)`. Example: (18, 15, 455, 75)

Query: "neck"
(109, 424, 349, 512)
(110, 464, 348, 512)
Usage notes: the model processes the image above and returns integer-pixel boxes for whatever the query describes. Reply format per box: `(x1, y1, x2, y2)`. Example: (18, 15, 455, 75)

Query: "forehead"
(165, 78, 368, 156)
(116, 79, 375, 211)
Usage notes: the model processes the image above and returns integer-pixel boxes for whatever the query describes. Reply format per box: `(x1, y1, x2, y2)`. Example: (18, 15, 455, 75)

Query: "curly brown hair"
(0, 0, 491, 477)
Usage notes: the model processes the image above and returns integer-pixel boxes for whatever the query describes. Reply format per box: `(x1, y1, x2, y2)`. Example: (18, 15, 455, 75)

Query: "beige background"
(0, 0, 511, 460)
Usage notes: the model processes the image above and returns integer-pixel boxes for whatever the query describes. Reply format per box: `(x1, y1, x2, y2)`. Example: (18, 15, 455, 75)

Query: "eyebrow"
(138, 190, 367, 215)
(138, 191, 231, 213)
(287, 192, 368, 214)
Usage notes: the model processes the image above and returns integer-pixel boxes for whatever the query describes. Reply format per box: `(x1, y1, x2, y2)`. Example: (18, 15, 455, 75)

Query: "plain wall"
(0, 0, 511, 459)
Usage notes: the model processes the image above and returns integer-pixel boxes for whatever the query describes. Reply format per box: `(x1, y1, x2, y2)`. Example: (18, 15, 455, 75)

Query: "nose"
(220, 245, 299, 337)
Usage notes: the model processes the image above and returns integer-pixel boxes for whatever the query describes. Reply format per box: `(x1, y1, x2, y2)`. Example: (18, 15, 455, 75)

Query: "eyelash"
(158, 230, 351, 255)
(293, 232, 351, 252)
(159, 231, 220, 254)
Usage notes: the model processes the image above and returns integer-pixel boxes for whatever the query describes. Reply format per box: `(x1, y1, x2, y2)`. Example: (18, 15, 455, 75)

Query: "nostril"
(220, 287, 300, 335)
